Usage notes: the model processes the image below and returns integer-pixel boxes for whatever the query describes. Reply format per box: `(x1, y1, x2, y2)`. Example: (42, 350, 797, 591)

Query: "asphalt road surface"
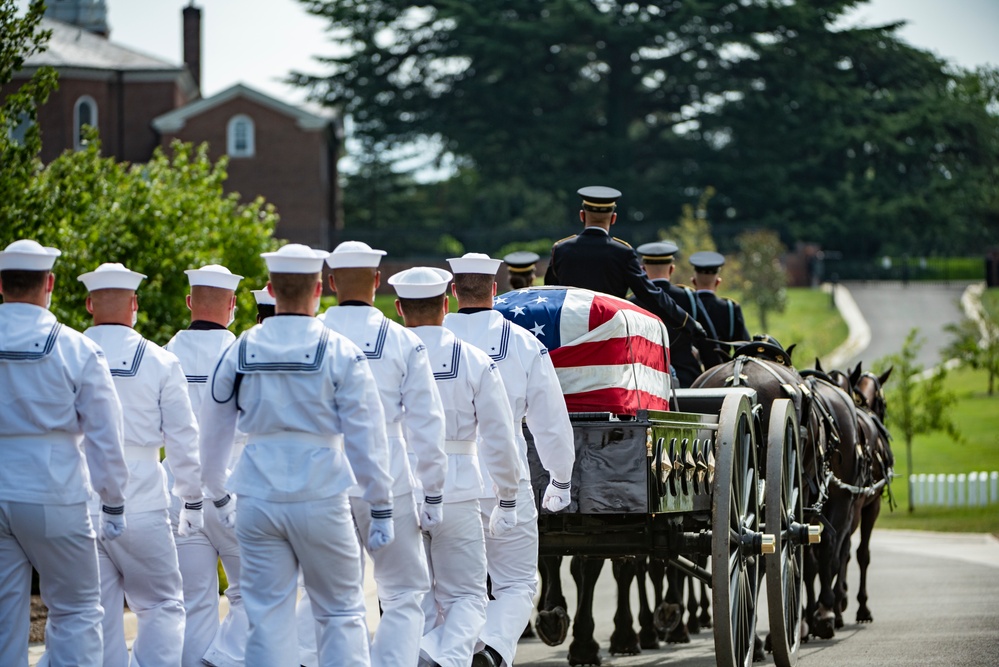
(841, 280, 972, 372)
(512, 531, 999, 666)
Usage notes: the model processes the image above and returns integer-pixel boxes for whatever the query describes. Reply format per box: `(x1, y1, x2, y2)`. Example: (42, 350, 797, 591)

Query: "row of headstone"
(909, 472, 999, 507)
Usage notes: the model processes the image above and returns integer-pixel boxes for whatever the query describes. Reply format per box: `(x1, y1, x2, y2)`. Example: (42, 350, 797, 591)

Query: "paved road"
(841, 281, 972, 372)
(512, 531, 999, 666)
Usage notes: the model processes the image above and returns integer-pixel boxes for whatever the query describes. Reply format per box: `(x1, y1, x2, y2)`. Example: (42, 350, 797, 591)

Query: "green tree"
(943, 288, 999, 396)
(1, 136, 280, 344)
(735, 229, 786, 332)
(295, 0, 998, 259)
(881, 328, 962, 513)
(0, 0, 58, 230)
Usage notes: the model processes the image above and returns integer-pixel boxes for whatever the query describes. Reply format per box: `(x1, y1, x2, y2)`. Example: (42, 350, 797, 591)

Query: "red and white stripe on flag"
(495, 287, 672, 414)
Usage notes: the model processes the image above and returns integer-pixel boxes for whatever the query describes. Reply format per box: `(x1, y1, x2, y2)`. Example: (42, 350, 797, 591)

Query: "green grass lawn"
(876, 365, 999, 535)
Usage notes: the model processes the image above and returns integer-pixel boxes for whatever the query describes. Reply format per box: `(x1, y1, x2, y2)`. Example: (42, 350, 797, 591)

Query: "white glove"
(421, 495, 443, 531)
(489, 501, 517, 537)
(542, 479, 572, 512)
(214, 494, 237, 530)
(100, 505, 126, 541)
(368, 506, 395, 552)
(178, 501, 205, 537)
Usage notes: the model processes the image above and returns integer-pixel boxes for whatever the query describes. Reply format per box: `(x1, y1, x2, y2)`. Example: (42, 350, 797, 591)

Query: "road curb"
(821, 282, 871, 370)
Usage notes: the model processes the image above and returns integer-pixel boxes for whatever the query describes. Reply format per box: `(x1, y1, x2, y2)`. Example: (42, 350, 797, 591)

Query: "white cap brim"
(261, 244, 330, 274)
(186, 265, 243, 290)
(78, 263, 146, 292)
(447, 253, 502, 275)
(327, 241, 387, 269)
(251, 288, 276, 305)
(387, 267, 452, 298)
(0, 240, 61, 271)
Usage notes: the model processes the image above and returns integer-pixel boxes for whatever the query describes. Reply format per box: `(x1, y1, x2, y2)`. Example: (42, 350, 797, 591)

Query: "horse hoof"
(834, 613, 844, 630)
(638, 626, 660, 650)
(653, 602, 682, 634)
(811, 616, 836, 640)
(753, 635, 766, 662)
(609, 629, 640, 656)
(666, 622, 690, 644)
(687, 615, 701, 635)
(698, 610, 712, 629)
(857, 607, 873, 623)
(568, 638, 601, 666)
(764, 633, 773, 653)
(536, 607, 569, 647)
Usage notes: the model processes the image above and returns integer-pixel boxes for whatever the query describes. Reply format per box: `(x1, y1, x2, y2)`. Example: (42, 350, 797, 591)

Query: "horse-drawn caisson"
(495, 286, 892, 667)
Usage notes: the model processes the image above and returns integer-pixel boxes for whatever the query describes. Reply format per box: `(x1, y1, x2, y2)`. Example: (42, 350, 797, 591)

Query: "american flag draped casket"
(493, 287, 672, 415)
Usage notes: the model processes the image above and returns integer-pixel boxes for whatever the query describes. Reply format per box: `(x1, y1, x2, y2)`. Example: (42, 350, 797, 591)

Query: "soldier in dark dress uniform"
(635, 241, 721, 388)
(687, 251, 751, 363)
(502, 251, 540, 290)
(544, 187, 705, 340)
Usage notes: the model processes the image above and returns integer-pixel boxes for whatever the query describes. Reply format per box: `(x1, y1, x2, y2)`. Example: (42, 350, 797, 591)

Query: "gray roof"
(25, 18, 183, 71)
(153, 83, 335, 133)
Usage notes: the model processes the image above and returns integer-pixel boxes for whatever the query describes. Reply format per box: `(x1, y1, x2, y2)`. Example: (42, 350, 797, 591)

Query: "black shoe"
(472, 645, 503, 667)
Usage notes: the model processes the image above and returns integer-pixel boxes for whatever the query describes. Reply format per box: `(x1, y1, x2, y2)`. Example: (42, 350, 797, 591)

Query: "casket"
(494, 286, 671, 415)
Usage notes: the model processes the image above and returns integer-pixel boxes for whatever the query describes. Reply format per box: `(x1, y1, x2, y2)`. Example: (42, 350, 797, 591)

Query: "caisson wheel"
(766, 398, 804, 667)
(712, 392, 762, 667)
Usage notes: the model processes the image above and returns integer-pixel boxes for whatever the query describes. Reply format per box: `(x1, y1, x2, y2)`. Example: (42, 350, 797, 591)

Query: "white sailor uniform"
(412, 325, 521, 667)
(295, 304, 448, 667)
(0, 303, 129, 667)
(444, 309, 575, 666)
(198, 315, 394, 667)
(165, 326, 248, 667)
(83, 324, 202, 667)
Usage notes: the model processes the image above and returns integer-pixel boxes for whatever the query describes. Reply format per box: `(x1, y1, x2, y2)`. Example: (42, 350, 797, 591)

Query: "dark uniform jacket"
(645, 279, 705, 388)
(677, 289, 750, 363)
(544, 228, 695, 332)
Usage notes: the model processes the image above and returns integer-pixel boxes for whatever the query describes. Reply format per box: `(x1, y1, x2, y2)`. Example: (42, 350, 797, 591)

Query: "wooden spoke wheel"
(765, 398, 805, 667)
(712, 392, 762, 667)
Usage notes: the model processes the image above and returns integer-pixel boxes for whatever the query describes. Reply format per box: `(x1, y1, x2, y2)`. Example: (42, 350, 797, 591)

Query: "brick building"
(7, 0, 342, 247)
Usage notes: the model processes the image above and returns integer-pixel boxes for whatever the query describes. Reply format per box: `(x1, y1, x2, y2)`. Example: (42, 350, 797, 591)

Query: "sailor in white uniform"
(164, 264, 248, 667)
(79, 262, 203, 667)
(296, 242, 448, 667)
(198, 244, 395, 667)
(251, 287, 275, 323)
(444, 253, 575, 667)
(0, 240, 129, 667)
(388, 267, 521, 667)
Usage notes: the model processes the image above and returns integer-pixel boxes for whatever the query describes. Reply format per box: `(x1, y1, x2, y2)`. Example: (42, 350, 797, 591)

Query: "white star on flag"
(511, 305, 526, 317)
(530, 322, 546, 337)
(532, 296, 549, 304)
(494, 297, 508, 304)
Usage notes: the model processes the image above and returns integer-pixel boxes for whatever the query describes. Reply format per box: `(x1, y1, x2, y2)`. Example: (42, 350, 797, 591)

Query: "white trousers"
(237, 494, 370, 667)
(170, 499, 247, 667)
(477, 483, 540, 666)
(95, 508, 185, 667)
(0, 501, 103, 667)
(298, 492, 430, 667)
(420, 499, 487, 667)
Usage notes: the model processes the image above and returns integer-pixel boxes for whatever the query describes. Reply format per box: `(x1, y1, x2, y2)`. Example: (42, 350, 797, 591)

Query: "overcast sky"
(81, 0, 999, 103)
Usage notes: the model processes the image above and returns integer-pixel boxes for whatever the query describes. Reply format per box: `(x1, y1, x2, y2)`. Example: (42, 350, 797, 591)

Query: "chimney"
(183, 3, 202, 94)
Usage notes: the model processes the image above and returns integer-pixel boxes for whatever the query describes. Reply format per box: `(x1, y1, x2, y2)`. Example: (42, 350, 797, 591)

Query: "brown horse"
(797, 364, 865, 639)
(827, 363, 894, 626)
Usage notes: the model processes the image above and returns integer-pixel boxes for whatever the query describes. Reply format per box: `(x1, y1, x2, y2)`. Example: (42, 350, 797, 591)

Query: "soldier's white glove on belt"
(542, 479, 572, 512)
(489, 500, 517, 537)
(178, 500, 205, 537)
(368, 506, 394, 552)
(214, 494, 237, 530)
(421, 495, 443, 531)
(100, 505, 126, 541)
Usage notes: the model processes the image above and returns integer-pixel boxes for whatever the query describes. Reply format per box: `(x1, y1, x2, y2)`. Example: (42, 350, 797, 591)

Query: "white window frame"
(73, 95, 98, 150)
(227, 114, 256, 158)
